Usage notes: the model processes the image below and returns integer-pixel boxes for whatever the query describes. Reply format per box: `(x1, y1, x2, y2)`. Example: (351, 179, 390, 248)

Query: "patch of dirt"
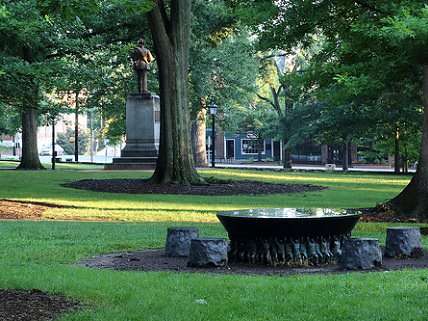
(0, 200, 49, 220)
(359, 207, 420, 223)
(0, 289, 80, 321)
(64, 179, 326, 196)
(79, 249, 428, 277)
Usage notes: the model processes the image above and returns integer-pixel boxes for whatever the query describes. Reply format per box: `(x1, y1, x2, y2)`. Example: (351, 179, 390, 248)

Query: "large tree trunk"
(148, 0, 204, 184)
(17, 108, 44, 170)
(342, 140, 349, 172)
(191, 106, 208, 167)
(282, 140, 292, 170)
(388, 65, 428, 218)
(402, 146, 409, 174)
(348, 141, 353, 168)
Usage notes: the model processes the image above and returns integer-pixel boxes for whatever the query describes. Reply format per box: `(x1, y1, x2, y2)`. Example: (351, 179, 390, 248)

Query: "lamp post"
(51, 115, 56, 170)
(209, 102, 218, 168)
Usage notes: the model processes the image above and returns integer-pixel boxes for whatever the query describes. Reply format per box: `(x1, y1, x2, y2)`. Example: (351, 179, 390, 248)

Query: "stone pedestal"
(187, 238, 228, 267)
(339, 238, 382, 270)
(105, 94, 160, 170)
(165, 227, 199, 257)
(385, 227, 423, 258)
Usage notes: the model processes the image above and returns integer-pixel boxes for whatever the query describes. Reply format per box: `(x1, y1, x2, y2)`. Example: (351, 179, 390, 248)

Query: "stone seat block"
(187, 238, 228, 267)
(385, 227, 423, 258)
(165, 227, 199, 257)
(339, 238, 382, 270)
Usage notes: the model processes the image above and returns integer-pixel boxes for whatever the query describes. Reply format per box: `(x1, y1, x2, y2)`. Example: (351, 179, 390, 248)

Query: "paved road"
(214, 163, 415, 174)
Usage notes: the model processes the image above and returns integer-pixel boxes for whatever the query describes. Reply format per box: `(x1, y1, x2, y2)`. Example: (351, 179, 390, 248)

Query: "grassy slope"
(1, 168, 427, 321)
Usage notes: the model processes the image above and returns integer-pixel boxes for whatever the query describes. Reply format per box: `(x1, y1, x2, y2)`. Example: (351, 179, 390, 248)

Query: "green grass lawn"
(1, 168, 427, 321)
(0, 160, 104, 170)
(0, 160, 20, 169)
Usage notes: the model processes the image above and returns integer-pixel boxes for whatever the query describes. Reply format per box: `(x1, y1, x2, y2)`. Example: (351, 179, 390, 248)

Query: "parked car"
(39, 144, 64, 156)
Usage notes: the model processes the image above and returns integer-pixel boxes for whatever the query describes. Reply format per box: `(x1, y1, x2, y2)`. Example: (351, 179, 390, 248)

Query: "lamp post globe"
(209, 103, 218, 116)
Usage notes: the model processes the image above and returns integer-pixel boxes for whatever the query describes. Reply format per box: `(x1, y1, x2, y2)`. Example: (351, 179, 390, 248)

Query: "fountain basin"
(217, 208, 362, 266)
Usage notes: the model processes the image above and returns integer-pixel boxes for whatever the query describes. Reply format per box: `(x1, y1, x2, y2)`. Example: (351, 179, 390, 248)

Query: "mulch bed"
(64, 179, 325, 196)
(359, 207, 422, 223)
(0, 289, 80, 321)
(0, 200, 49, 220)
(79, 249, 428, 277)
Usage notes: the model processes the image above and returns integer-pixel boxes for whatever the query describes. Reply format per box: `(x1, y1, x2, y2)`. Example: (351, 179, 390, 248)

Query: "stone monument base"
(104, 94, 160, 171)
(104, 157, 157, 170)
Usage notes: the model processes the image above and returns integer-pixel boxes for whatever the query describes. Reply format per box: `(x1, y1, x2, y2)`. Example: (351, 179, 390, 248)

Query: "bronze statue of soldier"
(131, 38, 154, 96)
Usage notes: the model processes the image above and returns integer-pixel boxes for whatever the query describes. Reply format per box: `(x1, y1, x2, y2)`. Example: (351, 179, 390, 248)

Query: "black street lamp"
(51, 115, 56, 170)
(209, 102, 218, 168)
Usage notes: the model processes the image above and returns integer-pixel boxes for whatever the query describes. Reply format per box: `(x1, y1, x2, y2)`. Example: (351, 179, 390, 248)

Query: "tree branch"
(148, 0, 173, 51)
(256, 93, 274, 106)
(271, 86, 283, 117)
(159, 0, 172, 37)
(257, 91, 282, 117)
(354, 0, 384, 14)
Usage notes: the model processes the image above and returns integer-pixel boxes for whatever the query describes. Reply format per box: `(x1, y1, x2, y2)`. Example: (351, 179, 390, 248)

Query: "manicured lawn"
(0, 160, 103, 170)
(1, 168, 427, 321)
(0, 168, 411, 221)
(0, 160, 20, 169)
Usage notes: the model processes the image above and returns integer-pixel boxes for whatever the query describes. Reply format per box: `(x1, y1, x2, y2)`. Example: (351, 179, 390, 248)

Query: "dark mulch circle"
(0, 289, 80, 321)
(79, 249, 428, 277)
(64, 179, 326, 196)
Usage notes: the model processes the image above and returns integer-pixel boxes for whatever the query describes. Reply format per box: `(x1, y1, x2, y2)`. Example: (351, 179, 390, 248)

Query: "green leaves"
(0, 4, 9, 18)
(37, 0, 100, 19)
(382, 5, 428, 40)
(190, 0, 258, 118)
(225, 0, 278, 29)
(109, 0, 154, 15)
(333, 73, 381, 98)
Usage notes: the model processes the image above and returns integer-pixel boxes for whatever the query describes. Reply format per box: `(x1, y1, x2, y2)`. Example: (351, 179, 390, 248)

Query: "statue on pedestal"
(106, 37, 159, 170)
(131, 38, 154, 96)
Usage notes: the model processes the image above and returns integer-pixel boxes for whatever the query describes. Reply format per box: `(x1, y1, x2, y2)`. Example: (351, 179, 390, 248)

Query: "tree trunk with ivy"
(148, 0, 204, 184)
(191, 105, 208, 167)
(387, 66, 428, 218)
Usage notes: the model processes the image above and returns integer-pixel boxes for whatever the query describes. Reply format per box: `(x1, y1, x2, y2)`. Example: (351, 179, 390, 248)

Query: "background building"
(207, 129, 358, 165)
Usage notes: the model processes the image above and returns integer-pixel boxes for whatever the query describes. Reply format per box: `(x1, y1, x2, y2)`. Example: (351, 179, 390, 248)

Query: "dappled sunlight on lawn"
(0, 168, 411, 221)
(204, 169, 410, 186)
(0, 162, 17, 169)
(44, 207, 220, 223)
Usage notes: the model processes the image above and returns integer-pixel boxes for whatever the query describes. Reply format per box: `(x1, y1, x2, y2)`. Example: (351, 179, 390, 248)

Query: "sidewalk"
(214, 163, 415, 174)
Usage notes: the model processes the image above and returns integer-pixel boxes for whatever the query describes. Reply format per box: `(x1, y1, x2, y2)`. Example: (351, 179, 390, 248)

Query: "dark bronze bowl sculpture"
(217, 208, 362, 266)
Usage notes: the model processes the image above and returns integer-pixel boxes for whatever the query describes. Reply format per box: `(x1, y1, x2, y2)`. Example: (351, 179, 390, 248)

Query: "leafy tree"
(56, 127, 89, 155)
(147, 0, 206, 184)
(256, 51, 313, 169)
(0, 104, 19, 136)
(231, 0, 428, 217)
(190, 31, 258, 166)
(188, 0, 258, 167)
(370, 95, 423, 173)
(0, 0, 149, 169)
(0, 1, 59, 169)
